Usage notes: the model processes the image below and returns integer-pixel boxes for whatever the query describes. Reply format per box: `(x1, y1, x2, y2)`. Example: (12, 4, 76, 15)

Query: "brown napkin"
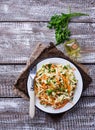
(13, 42, 92, 100)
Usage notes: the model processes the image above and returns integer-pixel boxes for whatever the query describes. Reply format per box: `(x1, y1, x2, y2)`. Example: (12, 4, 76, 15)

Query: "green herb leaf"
(64, 66, 68, 69)
(48, 12, 88, 45)
(46, 89, 53, 96)
(46, 79, 51, 85)
(48, 64, 52, 69)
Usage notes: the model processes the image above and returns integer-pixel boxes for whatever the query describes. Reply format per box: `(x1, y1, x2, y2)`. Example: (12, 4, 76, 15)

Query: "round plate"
(27, 58, 83, 114)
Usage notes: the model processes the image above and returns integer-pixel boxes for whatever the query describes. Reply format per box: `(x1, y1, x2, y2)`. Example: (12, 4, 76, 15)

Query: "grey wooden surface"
(0, 0, 95, 130)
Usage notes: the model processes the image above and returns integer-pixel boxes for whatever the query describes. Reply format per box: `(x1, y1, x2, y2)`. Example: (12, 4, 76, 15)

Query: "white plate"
(27, 58, 83, 114)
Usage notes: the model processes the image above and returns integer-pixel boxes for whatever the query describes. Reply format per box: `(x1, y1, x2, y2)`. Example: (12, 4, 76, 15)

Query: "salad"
(34, 63, 77, 109)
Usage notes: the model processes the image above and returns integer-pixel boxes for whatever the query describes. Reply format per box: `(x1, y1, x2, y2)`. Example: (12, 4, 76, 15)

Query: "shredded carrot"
(42, 83, 47, 89)
(62, 76, 71, 94)
(40, 74, 47, 80)
(51, 64, 55, 68)
(55, 100, 69, 109)
(56, 77, 60, 84)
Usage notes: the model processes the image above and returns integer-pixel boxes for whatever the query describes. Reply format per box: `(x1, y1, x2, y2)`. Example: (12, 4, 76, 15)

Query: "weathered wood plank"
(0, 65, 25, 97)
(0, 0, 95, 22)
(0, 64, 94, 97)
(0, 97, 95, 130)
(0, 98, 46, 125)
(0, 126, 55, 130)
(0, 22, 95, 63)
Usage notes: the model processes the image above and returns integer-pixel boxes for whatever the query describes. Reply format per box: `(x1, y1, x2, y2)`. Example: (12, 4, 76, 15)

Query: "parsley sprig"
(48, 12, 88, 45)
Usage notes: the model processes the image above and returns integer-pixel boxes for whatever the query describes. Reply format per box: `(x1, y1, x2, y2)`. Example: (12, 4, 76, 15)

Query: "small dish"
(27, 58, 83, 114)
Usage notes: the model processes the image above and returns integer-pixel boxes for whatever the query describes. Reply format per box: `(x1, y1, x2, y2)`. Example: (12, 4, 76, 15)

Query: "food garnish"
(48, 12, 88, 45)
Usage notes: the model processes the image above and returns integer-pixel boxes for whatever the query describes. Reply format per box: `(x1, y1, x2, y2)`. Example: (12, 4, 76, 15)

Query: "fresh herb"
(64, 65, 68, 69)
(48, 64, 52, 69)
(46, 79, 51, 85)
(46, 89, 53, 96)
(48, 12, 88, 45)
(47, 64, 52, 72)
(58, 87, 64, 91)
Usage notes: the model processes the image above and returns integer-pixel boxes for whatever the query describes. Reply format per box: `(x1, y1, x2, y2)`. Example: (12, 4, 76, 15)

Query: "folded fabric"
(13, 42, 92, 100)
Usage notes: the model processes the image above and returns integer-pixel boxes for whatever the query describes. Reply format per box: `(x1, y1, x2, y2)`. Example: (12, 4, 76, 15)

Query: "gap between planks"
(0, 63, 94, 65)
(0, 21, 94, 23)
(0, 95, 94, 98)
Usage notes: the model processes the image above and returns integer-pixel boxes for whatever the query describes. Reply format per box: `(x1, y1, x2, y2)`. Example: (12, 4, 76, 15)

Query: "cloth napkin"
(13, 42, 92, 100)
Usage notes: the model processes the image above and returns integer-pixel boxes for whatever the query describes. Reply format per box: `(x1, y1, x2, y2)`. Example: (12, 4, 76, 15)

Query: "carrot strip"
(55, 100, 69, 109)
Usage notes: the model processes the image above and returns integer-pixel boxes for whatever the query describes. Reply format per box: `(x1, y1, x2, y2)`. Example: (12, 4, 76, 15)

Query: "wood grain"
(0, 64, 94, 98)
(0, 22, 95, 64)
(0, 65, 25, 97)
(0, 97, 95, 130)
(0, 0, 95, 22)
(0, 126, 55, 130)
(0, 98, 46, 124)
(0, 0, 94, 130)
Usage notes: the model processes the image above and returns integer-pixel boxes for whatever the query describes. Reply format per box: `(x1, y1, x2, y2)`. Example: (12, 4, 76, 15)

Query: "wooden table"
(0, 0, 95, 130)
